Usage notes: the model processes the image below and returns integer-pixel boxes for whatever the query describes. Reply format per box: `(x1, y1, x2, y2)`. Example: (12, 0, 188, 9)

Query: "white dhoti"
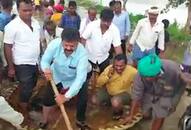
(0, 96, 24, 128)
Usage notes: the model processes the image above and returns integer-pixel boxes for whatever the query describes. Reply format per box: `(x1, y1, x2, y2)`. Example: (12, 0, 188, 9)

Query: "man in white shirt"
(127, 6, 164, 67)
(81, 8, 122, 73)
(79, 7, 97, 35)
(4, 0, 40, 126)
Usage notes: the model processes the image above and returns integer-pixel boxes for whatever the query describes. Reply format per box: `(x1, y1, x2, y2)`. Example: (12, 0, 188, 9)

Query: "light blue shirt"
(0, 11, 12, 31)
(41, 38, 88, 98)
(113, 11, 131, 40)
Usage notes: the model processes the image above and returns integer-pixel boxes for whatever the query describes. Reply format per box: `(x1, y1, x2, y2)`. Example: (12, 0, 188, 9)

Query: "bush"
(168, 21, 191, 42)
(129, 13, 145, 30)
(77, 0, 103, 13)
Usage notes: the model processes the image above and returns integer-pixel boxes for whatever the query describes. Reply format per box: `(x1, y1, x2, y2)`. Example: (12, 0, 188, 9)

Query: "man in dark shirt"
(123, 54, 186, 130)
(59, 1, 81, 30)
(155, 19, 170, 55)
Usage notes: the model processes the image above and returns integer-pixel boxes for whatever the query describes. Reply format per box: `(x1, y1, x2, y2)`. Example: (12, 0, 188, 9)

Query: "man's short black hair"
(114, 54, 127, 64)
(115, 1, 121, 6)
(68, 0, 77, 7)
(109, 0, 115, 7)
(49, 0, 55, 6)
(162, 19, 169, 29)
(1, 0, 13, 9)
(16, 0, 33, 9)
(61, 28, 80, 42)
(43, 20, 56, 29)
(100, 8, 114, 21)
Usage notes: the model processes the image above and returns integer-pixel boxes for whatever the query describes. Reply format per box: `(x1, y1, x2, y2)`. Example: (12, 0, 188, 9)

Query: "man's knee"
(111, 97, 122, 108)
(91, 95, 99, 105)
(143, 112, 152, 120)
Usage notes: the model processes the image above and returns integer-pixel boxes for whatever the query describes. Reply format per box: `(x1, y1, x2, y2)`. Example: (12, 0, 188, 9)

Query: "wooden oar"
(50, 79, 73, 130)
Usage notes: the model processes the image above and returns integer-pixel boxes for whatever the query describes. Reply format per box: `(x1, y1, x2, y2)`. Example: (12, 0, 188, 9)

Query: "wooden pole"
(50, 79, 73, 130)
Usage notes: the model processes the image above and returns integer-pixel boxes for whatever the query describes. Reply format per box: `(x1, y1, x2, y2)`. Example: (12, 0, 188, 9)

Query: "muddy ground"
(0, 73, 190, 130)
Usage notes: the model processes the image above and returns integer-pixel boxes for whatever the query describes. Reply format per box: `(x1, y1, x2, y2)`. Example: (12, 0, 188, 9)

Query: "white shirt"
(4, 16, 41, 65)
(129, 18, 165, 51)
(40, 29, 55, 44)
(40, 29, 55, 51)
(79, 17, 91, 35)
(82, 19, 121, 64)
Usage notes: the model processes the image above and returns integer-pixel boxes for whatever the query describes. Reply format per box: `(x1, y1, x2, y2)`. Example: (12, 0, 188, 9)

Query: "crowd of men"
(0, 0, 191, 130)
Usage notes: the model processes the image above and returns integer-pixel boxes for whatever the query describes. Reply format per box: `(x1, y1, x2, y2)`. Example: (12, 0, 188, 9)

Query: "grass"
(168, 22, 191, 43)
(165, 42, 186, 63)
(76, 0, 104, 13)
(129, 13, 145, 31)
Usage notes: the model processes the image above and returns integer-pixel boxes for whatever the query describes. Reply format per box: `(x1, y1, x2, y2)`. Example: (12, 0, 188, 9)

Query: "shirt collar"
(146, 18, 159, 26)
(18, 16, 35, 27)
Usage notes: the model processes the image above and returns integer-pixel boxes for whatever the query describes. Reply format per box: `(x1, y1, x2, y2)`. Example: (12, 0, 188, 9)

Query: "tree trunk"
(185, 0, 191, 31)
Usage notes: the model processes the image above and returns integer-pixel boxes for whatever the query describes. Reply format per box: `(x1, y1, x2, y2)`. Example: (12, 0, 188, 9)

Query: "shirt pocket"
(153, 31, 159, 39)
(67, 60, 77, 74)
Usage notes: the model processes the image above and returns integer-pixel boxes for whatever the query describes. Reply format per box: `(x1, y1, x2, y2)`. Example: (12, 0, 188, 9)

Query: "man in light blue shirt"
(0, 11, 12, 32)
(0, 0, 12, 32)
(40, 28, 89, 129)
(112, 1, 131, 55)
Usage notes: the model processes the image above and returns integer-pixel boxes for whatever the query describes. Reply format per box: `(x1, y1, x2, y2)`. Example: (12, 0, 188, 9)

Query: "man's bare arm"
(114, 45, 123, 55)
(4, 43, 15, 77)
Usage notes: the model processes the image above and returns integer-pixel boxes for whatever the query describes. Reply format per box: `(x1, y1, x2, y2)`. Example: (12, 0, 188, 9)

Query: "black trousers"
(15, 64, 38, 103)
(121, 39, 127, 55)
(89, 57, 110, 74)
(43, 81, 88, 122)
(76, 57, 110, 121)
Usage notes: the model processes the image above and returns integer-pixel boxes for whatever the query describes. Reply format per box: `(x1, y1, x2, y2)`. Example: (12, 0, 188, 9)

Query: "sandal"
(112, 114, 122, 120)
(112, 111, 123, 120)
(39, 122, 48, 129)
(76, 120, 91, 130)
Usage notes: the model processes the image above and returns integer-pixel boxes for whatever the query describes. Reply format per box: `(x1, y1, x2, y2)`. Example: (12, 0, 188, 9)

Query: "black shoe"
(39, 122, 48, 129)
(76, 120, 91, 130)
